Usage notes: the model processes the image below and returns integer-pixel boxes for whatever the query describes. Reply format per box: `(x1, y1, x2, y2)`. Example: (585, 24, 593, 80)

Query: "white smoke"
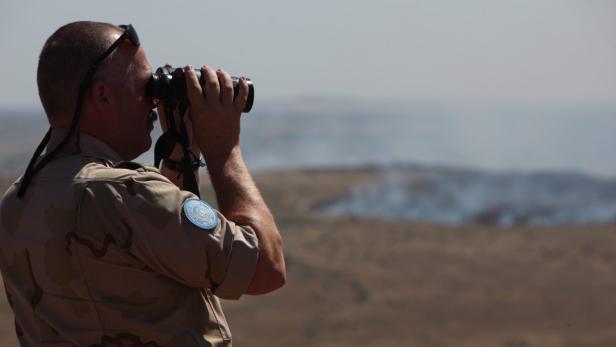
(322, 166, 616, 227)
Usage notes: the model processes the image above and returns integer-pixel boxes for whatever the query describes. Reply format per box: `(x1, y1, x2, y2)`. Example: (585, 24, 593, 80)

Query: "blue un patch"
(183, 199, 218, 230)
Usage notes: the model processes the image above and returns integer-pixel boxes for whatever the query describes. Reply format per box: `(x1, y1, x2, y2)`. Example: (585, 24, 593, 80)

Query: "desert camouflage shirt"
(0, 130, 259, 346)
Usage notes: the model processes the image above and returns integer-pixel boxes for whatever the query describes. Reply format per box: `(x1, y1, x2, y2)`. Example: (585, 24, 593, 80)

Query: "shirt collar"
(47, 128, 124, 164)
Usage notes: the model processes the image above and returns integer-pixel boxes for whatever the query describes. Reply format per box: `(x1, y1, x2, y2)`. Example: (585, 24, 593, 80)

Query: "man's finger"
(184, 65, 204, 111)
(233, 76, 249, 113)
(217, 69, 234, 107)
(201, 65, 220, 105)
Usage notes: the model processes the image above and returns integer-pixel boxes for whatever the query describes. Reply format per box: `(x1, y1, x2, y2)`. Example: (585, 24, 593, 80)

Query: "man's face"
(109, 45, 156, 160)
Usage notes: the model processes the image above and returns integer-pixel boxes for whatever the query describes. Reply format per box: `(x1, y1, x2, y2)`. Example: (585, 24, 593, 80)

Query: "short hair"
(37, 21, 121, 122)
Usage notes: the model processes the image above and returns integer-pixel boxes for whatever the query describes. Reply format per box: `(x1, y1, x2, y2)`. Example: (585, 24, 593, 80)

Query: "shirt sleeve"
(78, 171, 259, 300)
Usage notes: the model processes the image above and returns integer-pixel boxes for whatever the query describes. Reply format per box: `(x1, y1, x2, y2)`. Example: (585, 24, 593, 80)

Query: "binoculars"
(146, 66, 254, 113)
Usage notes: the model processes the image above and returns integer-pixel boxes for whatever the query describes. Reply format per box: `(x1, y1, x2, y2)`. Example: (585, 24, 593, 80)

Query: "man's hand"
(184, 65, 249, 161)
(182, 64, 286, 295)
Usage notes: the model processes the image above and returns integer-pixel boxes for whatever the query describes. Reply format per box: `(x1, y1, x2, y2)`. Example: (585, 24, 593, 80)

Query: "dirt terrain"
(1, 168, 616, 347)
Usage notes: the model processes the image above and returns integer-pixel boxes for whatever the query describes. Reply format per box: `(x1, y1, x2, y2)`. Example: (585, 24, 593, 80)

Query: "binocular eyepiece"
(145, 66, 254, 113)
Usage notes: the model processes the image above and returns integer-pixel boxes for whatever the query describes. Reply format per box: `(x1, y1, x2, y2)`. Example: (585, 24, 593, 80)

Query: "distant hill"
(2, 100, 616, 177)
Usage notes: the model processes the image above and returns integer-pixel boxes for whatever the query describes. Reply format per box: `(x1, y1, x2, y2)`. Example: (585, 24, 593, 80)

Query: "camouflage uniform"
(0, 130, 259, 347)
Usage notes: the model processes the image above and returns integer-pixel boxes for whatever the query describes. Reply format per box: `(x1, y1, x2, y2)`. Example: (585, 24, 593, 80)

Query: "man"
(0, 21, 285, 346)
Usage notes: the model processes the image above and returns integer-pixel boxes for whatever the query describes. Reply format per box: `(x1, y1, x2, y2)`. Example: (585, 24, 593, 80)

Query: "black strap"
(177, 103, 200, 196)
(16, 127, 51, 198)
(153, 100, 179, 168)
(163, 155, 203, 172)
(17, 76, 91, 198)
(153, 101, 201, 197)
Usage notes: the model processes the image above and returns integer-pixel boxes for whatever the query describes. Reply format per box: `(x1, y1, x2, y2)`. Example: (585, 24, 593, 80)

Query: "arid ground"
(1, 168, 615, 347)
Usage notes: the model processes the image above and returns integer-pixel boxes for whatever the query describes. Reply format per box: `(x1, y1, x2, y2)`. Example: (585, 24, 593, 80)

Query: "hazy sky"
(0, 0, 615, 109)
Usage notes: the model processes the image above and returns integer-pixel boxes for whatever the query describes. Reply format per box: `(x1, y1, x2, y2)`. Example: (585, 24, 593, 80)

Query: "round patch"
(183, 199, 218, 230)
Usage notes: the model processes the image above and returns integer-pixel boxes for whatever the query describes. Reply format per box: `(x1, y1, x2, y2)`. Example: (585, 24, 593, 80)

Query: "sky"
(0, 0, 615, 109)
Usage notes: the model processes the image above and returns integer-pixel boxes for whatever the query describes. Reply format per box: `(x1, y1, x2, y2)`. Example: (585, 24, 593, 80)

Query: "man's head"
(37, 21, 155, 160)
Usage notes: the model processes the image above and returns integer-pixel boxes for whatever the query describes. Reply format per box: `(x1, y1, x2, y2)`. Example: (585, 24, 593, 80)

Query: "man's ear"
(89, 80, 112, 111)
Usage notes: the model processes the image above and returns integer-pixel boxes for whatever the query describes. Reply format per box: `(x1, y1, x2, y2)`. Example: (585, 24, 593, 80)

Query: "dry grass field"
(2, 168, 616, 347)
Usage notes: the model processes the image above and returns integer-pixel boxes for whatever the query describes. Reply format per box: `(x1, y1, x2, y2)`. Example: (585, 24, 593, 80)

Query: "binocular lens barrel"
(146, 66, 254, 113)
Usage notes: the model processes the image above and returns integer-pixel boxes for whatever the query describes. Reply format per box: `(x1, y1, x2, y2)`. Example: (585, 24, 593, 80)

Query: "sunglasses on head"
(80, 24, 140, 88)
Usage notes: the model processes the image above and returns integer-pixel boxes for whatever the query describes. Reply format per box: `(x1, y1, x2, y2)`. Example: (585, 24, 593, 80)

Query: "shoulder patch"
(183, 199, 218, 230)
